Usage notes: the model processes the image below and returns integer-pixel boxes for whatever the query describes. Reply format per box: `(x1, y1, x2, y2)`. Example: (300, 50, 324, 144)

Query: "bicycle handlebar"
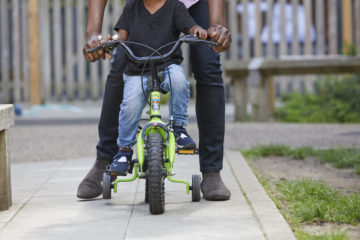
(87, 35, 218, 64)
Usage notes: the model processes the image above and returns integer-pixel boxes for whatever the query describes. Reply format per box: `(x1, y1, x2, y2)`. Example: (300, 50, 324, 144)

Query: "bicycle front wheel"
(146, 132, 165, 214)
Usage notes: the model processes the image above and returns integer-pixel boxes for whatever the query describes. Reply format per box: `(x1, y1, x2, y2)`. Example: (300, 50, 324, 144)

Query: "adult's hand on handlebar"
(207, 24, 231, 53)
(83, 33, 112, 62)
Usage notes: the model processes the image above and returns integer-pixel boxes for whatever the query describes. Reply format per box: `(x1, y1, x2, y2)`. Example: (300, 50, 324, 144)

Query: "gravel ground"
(10, 119, 360, 163)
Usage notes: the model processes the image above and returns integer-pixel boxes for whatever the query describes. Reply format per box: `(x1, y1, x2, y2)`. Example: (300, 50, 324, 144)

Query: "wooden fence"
(227, 0, 360, 59)
(1, 0, 360, 104)
(0, 0, 126, 104)
(225, 0, 360, 121)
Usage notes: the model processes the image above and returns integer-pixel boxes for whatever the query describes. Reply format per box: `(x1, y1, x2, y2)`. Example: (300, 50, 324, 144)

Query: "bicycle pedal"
(176, 148, 198, 155)
(110, 172, 127, 176)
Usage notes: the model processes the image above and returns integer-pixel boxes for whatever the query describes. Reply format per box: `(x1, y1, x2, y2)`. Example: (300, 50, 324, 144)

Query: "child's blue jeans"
(117, 64, 190, 149)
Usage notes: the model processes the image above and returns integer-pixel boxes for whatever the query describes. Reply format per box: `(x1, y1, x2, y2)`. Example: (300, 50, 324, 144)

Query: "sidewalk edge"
(225, 150, 296, 240)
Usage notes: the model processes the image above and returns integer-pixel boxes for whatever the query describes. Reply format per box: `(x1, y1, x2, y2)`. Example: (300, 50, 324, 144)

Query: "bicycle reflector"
(176, 149, 199, 155)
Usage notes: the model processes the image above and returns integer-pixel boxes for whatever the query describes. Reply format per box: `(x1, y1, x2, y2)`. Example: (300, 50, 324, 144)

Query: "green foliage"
(295, 230, 350, 240)
(355, 165, 360, 175)
(290, 146, 317, 159)
(241, 144, 292, 159)
(245, 147, 359, 239)
(317, 148, 360, 169)
(241, 145, 360, 174)
(342, 42, 357, 57)
(276, 179, 360, 225)
(276, 75, 360, 123)
(241, 145, 314, 160)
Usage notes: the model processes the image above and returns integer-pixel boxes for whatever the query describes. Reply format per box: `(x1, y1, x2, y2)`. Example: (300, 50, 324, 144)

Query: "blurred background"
(0, 0, 360, 122)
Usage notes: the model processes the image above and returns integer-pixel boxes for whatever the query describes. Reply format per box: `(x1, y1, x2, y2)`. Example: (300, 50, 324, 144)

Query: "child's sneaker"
(110, 149, 133, 175)
(173, 126, 196, 149)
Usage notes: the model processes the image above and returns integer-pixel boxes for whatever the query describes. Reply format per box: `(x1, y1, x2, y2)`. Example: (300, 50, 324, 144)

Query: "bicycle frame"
(90, 36, 218, 197)
(113, 62, 190, 194)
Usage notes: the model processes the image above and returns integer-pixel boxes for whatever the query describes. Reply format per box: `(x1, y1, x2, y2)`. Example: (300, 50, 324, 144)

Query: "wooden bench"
(0, 105, 14, 211)
(224, 56, 360, 121)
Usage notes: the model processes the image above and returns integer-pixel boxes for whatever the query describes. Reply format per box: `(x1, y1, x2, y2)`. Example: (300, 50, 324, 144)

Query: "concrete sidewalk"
(0, 150, 295, 240)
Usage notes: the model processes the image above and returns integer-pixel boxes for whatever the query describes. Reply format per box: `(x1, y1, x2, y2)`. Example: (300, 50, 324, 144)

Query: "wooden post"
(248, 71, 271, 121)
(328, 0, 338, 55)
(304, 0, 312, 55)
(291, 0, 299, 55)
(77, 0, 86, 100)
(267, 75, 275, 117)
(101, 3, 112, 95)
(355, 0, 360, 56)
(65, 0, 74, 101)
(28, 0, 42, 105)
(233, 78, 247, 121)
(255, 75, 272, 121)
(12, 0, 22, 102)
(53, 0, 63, 100)
(279, 0, 286, 56)
(1, 0, 10, 103)
(316, 0, 325, 55)
(255, 0, 263, 57)
(21, 0, 30, 102)
(229, 0, 239, 61)
(342, 0, 353, 52)
(0, 105, 14, 211)
(39, 0, 52, 102)
(242, 0, 250, 60)
(267, 0, 274, 59)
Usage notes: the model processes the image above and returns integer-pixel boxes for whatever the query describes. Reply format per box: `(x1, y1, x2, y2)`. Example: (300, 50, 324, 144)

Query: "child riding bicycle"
(109, 0, 207, 175)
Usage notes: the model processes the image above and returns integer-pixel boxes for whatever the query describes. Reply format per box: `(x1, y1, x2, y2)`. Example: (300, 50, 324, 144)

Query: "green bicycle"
(88, 35, 217, 214)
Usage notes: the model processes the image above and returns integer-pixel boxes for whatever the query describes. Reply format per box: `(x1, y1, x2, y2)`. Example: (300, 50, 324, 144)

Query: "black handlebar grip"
(182, 35, 218, 47)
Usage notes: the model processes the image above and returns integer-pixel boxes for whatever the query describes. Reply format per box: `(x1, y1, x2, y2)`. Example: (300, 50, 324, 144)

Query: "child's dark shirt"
(114, 0, 197, 75)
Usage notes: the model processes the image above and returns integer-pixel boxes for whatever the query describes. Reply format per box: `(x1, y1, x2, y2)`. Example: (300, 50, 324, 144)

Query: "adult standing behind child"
(78, 0, 232, 201)
(109, 0, 207, 175)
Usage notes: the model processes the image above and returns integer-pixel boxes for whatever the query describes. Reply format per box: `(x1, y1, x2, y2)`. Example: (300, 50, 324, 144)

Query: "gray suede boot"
(77, 158, 111, 199)
(201, 172, 231, 201)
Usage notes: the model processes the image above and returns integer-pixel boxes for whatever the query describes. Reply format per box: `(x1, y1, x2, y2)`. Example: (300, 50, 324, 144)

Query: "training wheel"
(103, 172, 112, 199)
(191, 174, 201, 202)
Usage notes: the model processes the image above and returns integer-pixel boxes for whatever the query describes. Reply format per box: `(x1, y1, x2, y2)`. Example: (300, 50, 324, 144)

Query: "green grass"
(317, 148, 360, 170)
(290, 146, 317, 159)
(295, 230, 350, 240)
(275, 75, 360, 123)
(243, 145, 360, 239)
(241, 145, 360, 174)
(248, 163, 357, 240)
(241, 145, 292, 159)
(276, 179, 360, 225)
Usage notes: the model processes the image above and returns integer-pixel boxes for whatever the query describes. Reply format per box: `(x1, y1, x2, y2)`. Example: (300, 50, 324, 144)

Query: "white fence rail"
(1, 0, 359, 104)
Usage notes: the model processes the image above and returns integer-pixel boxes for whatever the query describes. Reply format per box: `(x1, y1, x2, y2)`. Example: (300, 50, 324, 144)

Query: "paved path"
(5, 102, 360, 239)
(0, 151, 295, 240)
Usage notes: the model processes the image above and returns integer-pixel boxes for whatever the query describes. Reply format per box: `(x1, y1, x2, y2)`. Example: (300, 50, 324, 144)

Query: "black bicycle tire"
(146, 132, 165, 214)
(192, 174, 201, 202)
